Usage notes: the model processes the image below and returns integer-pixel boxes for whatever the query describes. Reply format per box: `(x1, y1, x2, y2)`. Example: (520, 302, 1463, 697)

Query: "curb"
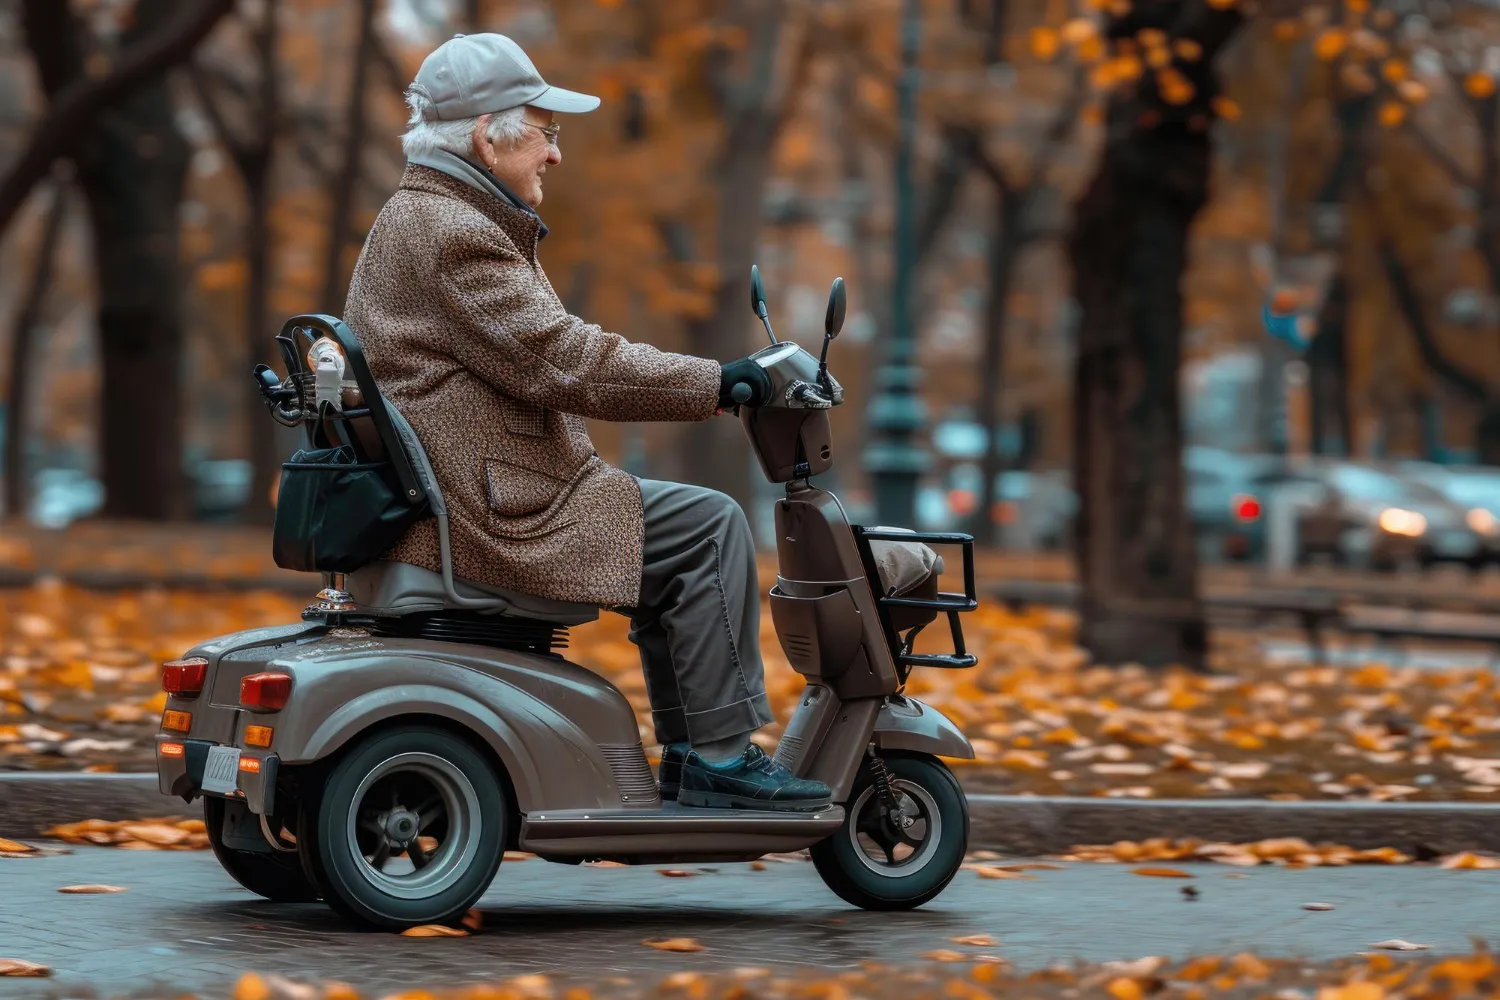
(964, 794, 1500, 856)
(3, 774, 1499, 855)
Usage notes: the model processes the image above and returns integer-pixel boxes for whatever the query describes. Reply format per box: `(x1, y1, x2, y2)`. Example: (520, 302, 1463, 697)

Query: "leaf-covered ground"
(9, 948, 1497, 999)
(1, 582, 1497, 801)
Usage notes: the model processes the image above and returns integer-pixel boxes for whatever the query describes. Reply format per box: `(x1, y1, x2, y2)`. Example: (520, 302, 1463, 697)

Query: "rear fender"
(871, 695, 974, 759)
(296, 684, 547, 807)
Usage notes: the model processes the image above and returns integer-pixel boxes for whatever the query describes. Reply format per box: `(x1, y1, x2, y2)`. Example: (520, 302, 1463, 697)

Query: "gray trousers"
(615, 479, 776, 746)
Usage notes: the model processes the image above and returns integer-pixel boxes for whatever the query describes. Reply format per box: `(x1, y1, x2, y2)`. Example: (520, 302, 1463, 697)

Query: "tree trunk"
(1307, 272, 1351, 456)
(4, 177, 68, 519)
(1068, 123, 1210, 669)
(321, 0, 378, 313)
(69, 0, 191, 520)
(2, 0, 233, 237)
(244, 178, 284, 522)
(242, 2, 283, 525)
(972, 187, 1022, 546)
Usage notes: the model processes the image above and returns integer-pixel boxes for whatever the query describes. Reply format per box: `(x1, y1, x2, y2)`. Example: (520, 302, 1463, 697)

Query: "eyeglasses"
(525, 121, 561, 147)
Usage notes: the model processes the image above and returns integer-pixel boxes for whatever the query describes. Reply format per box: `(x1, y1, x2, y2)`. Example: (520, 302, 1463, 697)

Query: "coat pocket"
(482, 457, 571, 517)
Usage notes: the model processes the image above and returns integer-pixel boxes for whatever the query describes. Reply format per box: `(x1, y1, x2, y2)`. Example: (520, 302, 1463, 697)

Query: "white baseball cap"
(411, 32, 600, 120)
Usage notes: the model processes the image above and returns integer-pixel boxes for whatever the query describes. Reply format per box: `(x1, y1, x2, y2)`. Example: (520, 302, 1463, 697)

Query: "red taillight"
(162, 658, 208, 698)
(1233, 494, 1262, 522)
(240, 672, 293, 712)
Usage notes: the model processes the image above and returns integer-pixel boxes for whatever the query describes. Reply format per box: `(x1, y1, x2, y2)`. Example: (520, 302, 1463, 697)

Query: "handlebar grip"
(731, 382, 753, 404)
(253, 365, 280, 391)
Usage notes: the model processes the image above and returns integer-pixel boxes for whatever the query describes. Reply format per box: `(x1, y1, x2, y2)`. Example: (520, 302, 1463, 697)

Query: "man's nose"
(546, 144, 562, 166)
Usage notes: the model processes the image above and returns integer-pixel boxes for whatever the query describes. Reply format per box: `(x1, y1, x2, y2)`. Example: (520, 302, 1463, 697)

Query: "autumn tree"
(13, 0, 235, 520)
(1062, 0, 1245, 669)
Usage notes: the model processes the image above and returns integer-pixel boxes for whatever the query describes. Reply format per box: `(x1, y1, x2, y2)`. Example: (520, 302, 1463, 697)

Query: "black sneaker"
(678, 743, 833, 812)
(657, 742, 688, 800)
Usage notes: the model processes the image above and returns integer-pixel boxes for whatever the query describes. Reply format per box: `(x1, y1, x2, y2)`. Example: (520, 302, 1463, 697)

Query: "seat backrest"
(276, 314, 425, 509)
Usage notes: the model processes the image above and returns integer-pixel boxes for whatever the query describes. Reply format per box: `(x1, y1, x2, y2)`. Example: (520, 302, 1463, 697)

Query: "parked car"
(994, 469, 1075, 550)
(1184, 446, 1279, 562)
(1394, 462, 1500, 565)
(1288, 460, 1483, 571)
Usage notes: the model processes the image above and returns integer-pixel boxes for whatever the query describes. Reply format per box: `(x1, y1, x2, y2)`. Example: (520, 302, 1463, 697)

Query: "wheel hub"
(381, 808, 420, 845)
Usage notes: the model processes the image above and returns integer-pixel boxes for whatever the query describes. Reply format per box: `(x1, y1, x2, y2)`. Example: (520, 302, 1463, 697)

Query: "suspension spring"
(867, 748, 901, 817)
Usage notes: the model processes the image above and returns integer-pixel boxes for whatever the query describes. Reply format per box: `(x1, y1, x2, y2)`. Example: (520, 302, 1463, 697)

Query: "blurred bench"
(987, 578, 1500, 664)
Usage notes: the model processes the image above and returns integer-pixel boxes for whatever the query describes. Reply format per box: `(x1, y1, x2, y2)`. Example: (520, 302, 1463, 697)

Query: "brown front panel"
(803, 696, 883, 799)
(772, 682, 842, 775)
(742, 408, 833, 482)
(773, 489, 898, 700)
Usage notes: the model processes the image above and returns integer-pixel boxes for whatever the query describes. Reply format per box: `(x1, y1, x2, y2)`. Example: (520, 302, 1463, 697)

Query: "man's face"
(473, 106, 561, 208)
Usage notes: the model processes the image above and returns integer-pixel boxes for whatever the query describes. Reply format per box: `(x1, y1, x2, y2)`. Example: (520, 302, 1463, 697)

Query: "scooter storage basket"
(272, 445, 428, 573)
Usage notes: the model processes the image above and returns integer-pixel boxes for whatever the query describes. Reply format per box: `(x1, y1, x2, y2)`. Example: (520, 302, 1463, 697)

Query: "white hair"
(401, 89, 528, 159)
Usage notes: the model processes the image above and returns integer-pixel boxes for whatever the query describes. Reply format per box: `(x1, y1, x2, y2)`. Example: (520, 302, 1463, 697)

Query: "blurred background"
(6, 0, 1500, 672)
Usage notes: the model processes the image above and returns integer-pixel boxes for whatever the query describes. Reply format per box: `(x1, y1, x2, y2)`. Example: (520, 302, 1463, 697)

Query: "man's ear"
(471, 113, 495, 167)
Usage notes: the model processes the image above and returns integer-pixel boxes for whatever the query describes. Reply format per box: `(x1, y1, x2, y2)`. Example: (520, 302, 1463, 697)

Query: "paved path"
(0, 847, 1496, 997)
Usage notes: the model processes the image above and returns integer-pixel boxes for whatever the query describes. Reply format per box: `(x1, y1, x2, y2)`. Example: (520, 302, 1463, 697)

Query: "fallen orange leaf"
(0, 959, 50, 977)
(0, 838, 35, 853)
(1131, 867, 1194, 878)
(975, 867, 1035, 880)
(57, 884, 127, 893)
(1317, 982, 1386, 1000)
(401, 924, 469, 937)
(644, 938, 704, 952)
(657, 869, 699, 878)
(951, 934, 997, 946)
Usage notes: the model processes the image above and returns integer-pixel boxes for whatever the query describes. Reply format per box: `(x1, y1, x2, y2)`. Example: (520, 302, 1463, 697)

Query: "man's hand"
(718, 357, 773, 410)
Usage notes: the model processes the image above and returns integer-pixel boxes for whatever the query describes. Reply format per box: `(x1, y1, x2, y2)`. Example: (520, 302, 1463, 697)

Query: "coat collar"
(400, 162, 545, 257)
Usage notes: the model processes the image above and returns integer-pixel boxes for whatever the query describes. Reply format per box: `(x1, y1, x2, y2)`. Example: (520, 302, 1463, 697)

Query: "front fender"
(872, 695, 974, 759)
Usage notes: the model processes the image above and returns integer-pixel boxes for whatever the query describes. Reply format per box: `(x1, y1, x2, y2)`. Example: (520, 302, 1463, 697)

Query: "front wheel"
(205, 797, 320, 902)
(302, 725, 507, 929)
(810, 753, 968, 910)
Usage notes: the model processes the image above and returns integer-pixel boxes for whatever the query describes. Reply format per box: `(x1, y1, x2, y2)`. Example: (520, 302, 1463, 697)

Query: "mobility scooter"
(155, 270, 981, 929)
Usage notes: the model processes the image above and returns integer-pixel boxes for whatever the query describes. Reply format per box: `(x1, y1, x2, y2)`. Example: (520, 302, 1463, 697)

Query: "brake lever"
(789, 381, 834, 409)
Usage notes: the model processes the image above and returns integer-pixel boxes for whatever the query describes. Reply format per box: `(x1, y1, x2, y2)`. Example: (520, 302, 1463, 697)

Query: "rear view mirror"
(824, 277, 846, 339)
(750, 264, 768, 319)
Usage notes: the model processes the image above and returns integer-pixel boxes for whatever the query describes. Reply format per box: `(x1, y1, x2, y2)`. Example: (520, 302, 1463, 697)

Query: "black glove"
(718, 357, 773, 410)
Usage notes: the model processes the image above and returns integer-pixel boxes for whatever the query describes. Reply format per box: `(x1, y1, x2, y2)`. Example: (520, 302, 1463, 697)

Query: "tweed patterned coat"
(344, 164, 721, 607)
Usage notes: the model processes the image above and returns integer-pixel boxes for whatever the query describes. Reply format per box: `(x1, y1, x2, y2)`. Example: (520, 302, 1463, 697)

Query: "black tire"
(304, 725, 506, 929)
(204, 797, 319, 902)
(810, 753, 968, 911)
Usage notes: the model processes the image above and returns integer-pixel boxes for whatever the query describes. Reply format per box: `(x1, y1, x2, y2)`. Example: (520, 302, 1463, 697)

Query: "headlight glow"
(1468, 508, 1499, 537)
(1377, 508, 1427, 537)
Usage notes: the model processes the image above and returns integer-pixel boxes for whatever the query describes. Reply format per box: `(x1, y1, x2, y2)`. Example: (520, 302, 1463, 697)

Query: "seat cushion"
(865, 527, 945, 597)
(346, 560, 599, 625)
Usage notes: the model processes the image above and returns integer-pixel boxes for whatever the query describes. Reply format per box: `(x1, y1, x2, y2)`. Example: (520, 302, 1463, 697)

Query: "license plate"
(201, 745, 241, 795)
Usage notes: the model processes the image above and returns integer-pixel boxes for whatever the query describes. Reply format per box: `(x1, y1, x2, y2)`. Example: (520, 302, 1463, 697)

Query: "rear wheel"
(205, 797, 319, 902)
(810, 753, 968, 911)
(302, 726, 505, 929)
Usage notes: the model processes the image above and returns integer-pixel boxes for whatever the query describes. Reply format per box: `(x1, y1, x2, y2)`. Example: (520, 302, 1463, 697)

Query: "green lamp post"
(863, 0, 928, 528)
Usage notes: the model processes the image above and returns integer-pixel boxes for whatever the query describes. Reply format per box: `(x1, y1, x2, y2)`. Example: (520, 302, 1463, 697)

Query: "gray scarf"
(409, 149, 548, 239)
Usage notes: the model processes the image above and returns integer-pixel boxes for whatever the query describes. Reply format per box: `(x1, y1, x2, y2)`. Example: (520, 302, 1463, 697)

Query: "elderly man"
(343, 33, 831, 812)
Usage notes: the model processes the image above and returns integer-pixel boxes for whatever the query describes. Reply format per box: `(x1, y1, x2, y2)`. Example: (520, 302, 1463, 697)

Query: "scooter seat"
(865, 526, 945, 597)
(346, 559, 600, 625)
